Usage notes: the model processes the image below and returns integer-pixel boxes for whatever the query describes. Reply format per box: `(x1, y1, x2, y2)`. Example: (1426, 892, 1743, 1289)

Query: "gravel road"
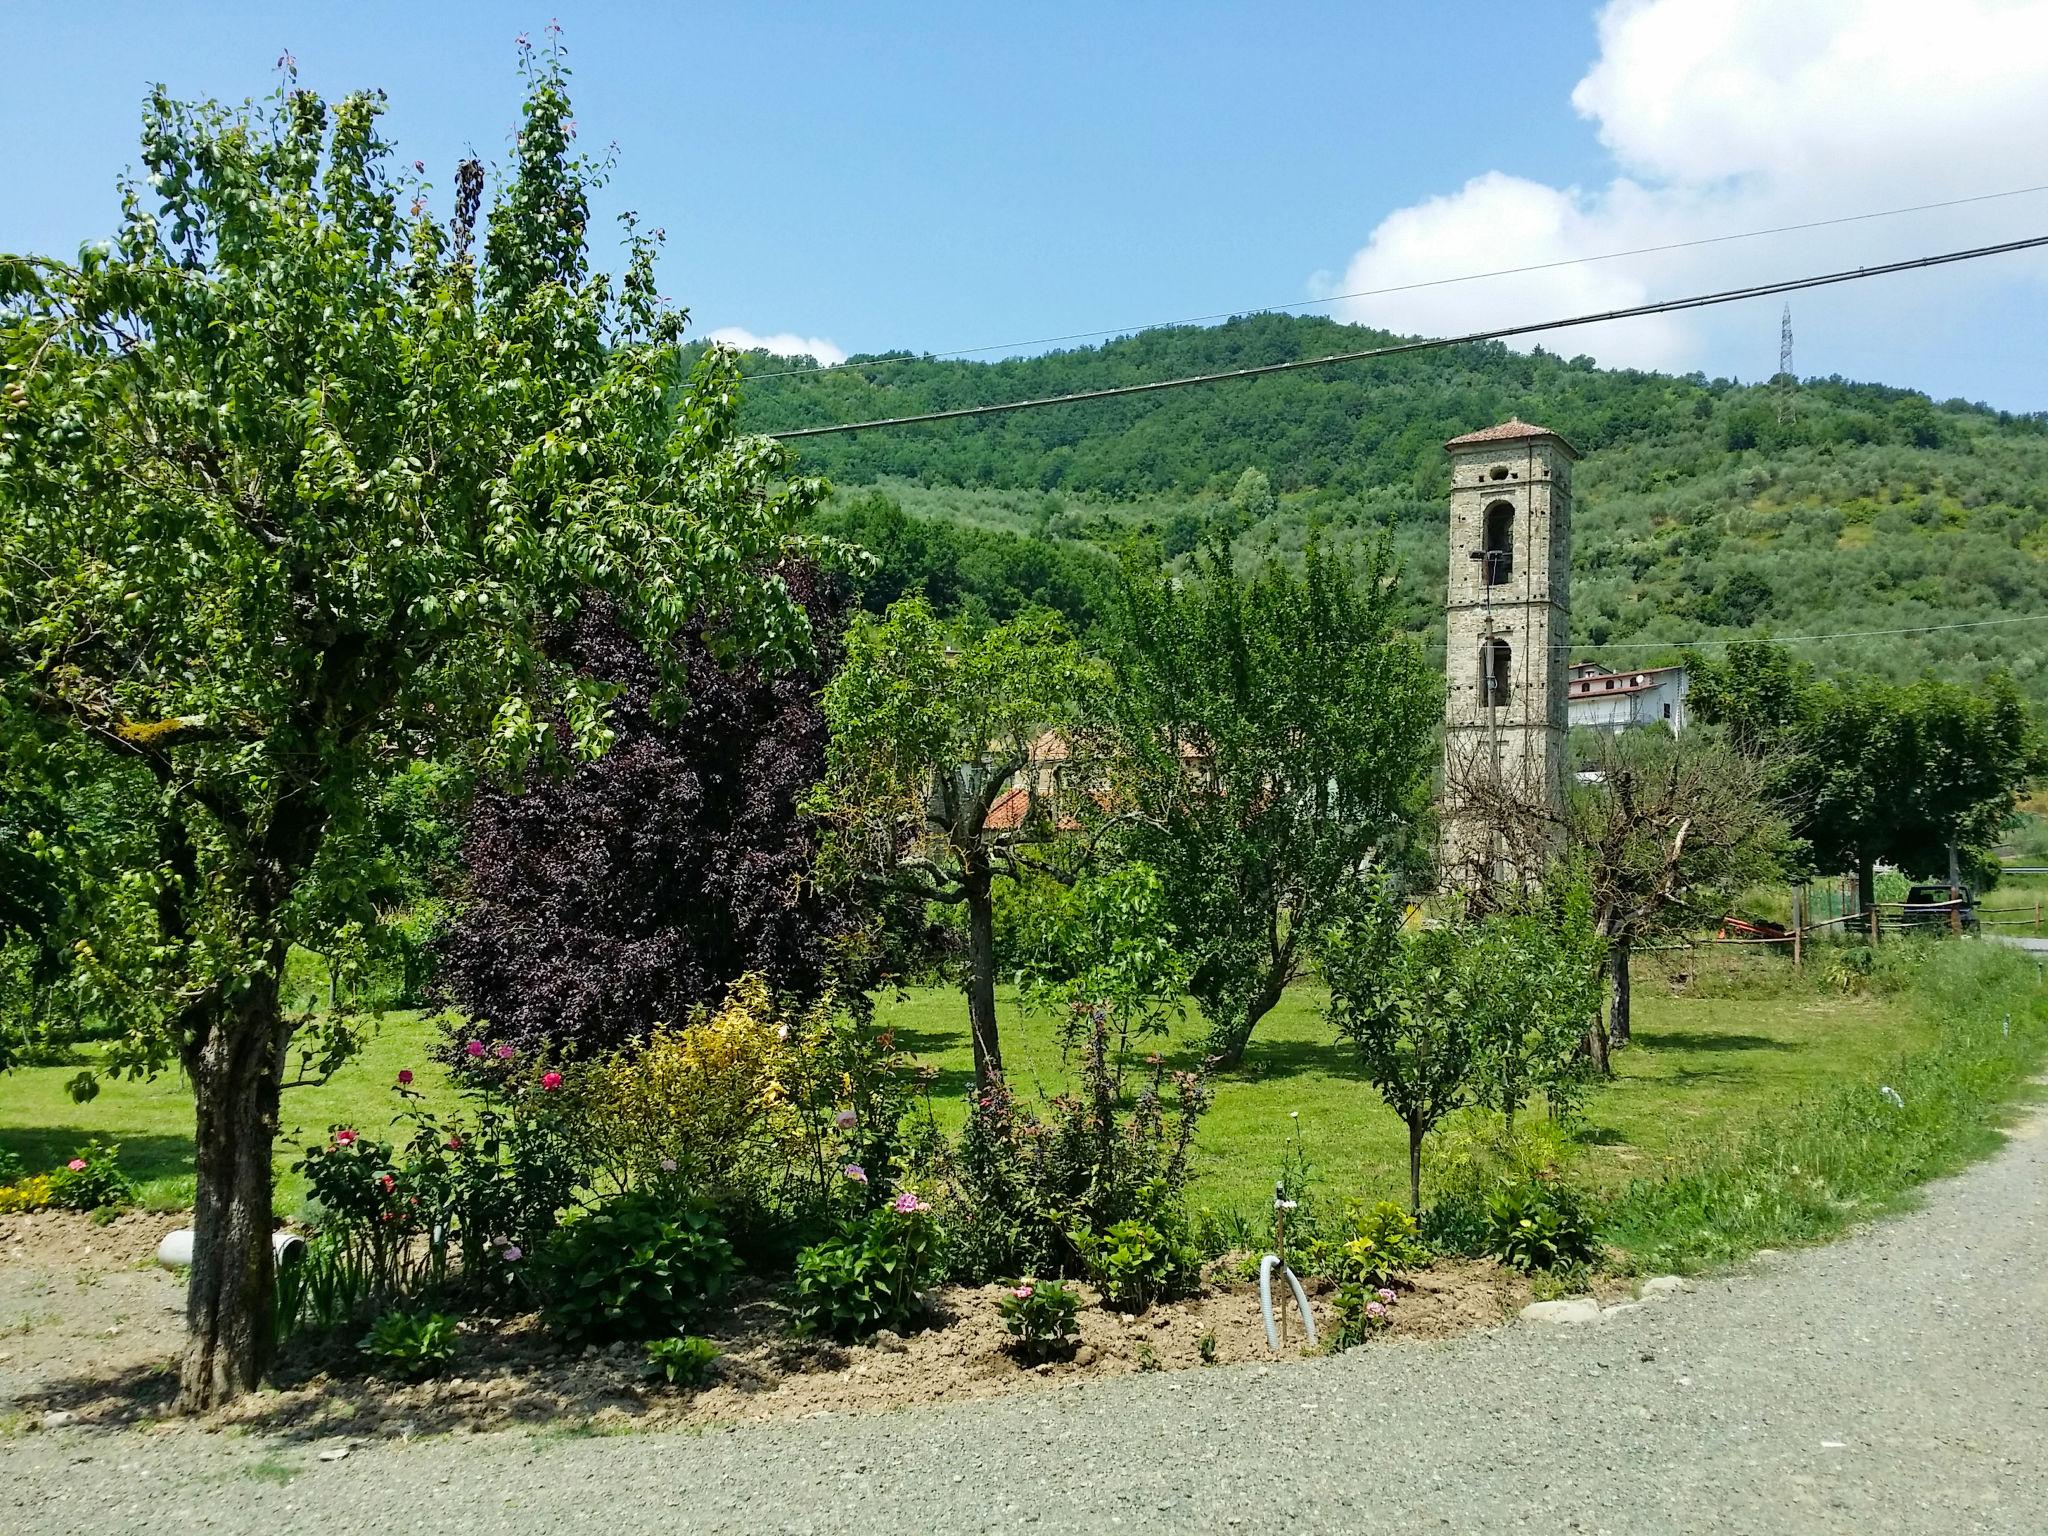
(8, 1110, 2046, 1536)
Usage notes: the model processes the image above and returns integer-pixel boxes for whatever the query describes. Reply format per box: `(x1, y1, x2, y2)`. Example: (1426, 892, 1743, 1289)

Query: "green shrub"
(46, 1139, 136, 1212)
(1071, 1214, 1196, 1312)
(1485, 1181, 1598, 1273)
(792, 1197, 942, 1342)
(995, 1278, 1080, 1362)
(933, 1014, 1209, 1284)
(358, 1308, 460, 1379)
(1321, 1199, 1429, 1286)
(1331, 1279, 1400, 1348)
(643, 1334, 721, 1388)
(0, 1145, 23, 1182)
(540, 1192, 738, 1344)
(1419, 1115, 1576, 1256)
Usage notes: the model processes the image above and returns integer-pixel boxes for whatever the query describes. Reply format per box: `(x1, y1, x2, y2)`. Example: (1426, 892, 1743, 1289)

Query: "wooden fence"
(1707, 886, 2048, 966)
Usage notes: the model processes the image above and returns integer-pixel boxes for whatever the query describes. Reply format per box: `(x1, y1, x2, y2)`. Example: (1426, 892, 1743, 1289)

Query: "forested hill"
(716, 313, 2048, 707)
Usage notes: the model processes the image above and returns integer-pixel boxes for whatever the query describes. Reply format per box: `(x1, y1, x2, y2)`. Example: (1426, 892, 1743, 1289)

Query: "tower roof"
(1443, 418, 1580, 458)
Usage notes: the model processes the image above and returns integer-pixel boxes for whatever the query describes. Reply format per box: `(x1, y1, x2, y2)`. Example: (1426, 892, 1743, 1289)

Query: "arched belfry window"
(1480, 637, 1512, 708)
(1481, 501, 1514, 585)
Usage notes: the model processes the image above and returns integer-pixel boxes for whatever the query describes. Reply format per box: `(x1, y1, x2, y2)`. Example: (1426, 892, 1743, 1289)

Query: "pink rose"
(834, 1109, 857, 1130)
(1011, 1285, 1034, 1300)
(465, 1041, 485, 1058)
(446, 1135, 462, 1151)
(495, 1044, 515, 1060)
(540, 1071, 562, 1091)
(396, 1069, 413, 1086)
(66, 1158, 87, 1172)
(334, 1129, 358, 1146)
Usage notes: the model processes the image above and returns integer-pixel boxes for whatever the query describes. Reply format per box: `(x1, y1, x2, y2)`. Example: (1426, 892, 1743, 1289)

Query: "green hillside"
(726, 313, 2048, 706)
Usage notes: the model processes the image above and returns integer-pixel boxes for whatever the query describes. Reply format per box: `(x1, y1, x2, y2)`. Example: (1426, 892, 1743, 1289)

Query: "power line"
(1562, 613, 2048, 652)
(741, 182, 2048, 384)
(1415, 612, 2048, 656)
(768, 232, 2048, 439)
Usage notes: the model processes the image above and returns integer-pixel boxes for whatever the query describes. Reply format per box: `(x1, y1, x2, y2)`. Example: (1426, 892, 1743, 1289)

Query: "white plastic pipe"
(1258, 1253, 1317, 1351)
(156, 1228, 305, 1270)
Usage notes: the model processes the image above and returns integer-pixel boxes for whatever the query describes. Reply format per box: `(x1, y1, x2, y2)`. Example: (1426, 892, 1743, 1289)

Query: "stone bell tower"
(1439, 419, 1577, 889)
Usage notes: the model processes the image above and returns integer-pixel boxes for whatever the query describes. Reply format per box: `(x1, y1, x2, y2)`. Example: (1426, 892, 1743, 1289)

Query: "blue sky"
(7, 2, 2047, 409)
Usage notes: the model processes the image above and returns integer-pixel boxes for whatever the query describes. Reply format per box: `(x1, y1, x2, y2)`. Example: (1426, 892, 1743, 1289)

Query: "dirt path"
(6, 1109, 2047, 1534)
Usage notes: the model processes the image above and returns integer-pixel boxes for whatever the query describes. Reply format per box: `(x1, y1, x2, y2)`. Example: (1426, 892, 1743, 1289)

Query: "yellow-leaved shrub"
(571, 976, 808, 1210)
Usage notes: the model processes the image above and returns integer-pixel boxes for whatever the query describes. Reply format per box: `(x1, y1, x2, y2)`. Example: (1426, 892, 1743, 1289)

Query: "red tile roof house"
(979, 730, 1213, 832)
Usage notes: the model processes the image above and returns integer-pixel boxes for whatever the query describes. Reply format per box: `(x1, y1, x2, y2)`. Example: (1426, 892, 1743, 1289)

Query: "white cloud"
(705, 325, 848, 368)
(1319, 0, 2048, 378)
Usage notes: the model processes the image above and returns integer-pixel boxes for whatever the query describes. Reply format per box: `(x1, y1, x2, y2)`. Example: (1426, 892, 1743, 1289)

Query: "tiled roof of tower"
(1443, 418, 1580, 457)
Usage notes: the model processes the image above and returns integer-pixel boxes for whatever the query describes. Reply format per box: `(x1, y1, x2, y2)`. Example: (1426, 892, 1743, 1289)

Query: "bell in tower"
(1438, 418, 1576, 891)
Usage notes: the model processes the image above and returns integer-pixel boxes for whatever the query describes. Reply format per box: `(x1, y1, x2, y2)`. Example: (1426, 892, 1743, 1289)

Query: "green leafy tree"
(1688, 643, 2035, 907)
(1462, 878, 1607, 1130)
(1320, 895, 1471, 1215)
(0, 49, 815, 1406)
(811, 597, 1091, 1085)
(1103, 539, 1438, 1067)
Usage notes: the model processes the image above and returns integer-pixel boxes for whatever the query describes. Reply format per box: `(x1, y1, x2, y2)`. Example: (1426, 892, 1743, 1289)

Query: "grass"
(0, 940, 1996, 1240)
(0, 1009, 454, 1211)
(1601, 940, 2048, 1271)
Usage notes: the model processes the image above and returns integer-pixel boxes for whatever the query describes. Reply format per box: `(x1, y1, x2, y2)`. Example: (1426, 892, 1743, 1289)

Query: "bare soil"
(1, 1210, 1537, 1440)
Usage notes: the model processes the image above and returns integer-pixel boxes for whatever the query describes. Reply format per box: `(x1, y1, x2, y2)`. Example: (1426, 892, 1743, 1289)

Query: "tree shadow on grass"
(879, 1025, 962, 1059)
(1222, 1037, 1368, 1084)
(1641, 1063, 1760, 1091)
(1635, 1030, 1797, 1054)
(0, 1128, 192, 1185)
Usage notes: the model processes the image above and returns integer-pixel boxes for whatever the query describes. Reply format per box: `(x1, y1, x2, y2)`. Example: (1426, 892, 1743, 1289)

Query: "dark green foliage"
(724, 313, 2048, 714)
(1688, 641, 2039, 900)
(1419, 1196, 1492, 1259)
(1483, 1182, 1599, 1273)
(357, 1308, 460, 1380)
(790, 1201, 943, 1341)
(540, 1193, 738, 1344)
(643, 1334, 721, 1388)
(812, 490, 1114, 631)
(273, 1231, 374, 1347)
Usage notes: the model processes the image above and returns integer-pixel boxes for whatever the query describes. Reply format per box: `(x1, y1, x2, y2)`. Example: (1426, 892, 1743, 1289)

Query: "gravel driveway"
(7, 1108, 2045, 1536)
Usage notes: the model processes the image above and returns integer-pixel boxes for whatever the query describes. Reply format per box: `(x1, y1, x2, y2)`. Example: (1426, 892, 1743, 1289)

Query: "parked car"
(1899, 885, 1976, 932)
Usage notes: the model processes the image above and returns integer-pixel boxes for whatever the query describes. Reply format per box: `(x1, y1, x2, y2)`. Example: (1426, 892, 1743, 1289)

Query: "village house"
(1566, 660, 1689, 735)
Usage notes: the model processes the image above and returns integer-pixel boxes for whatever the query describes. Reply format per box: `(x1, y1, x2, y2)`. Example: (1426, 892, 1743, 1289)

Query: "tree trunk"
(1406, 1114, 1425, 1216)
(178, 963, 289, 1411)
(963, 860, 1002, 1088)
(1608, 940, 1633, 1051)
(1203, 952, 1291, 1072)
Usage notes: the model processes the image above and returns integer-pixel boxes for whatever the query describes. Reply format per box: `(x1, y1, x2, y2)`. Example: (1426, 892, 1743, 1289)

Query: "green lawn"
(0, 952, 1937, 1220)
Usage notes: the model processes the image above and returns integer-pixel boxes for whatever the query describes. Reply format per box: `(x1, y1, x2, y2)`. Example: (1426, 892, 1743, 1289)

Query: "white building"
(1567, 661, 1688, 735)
